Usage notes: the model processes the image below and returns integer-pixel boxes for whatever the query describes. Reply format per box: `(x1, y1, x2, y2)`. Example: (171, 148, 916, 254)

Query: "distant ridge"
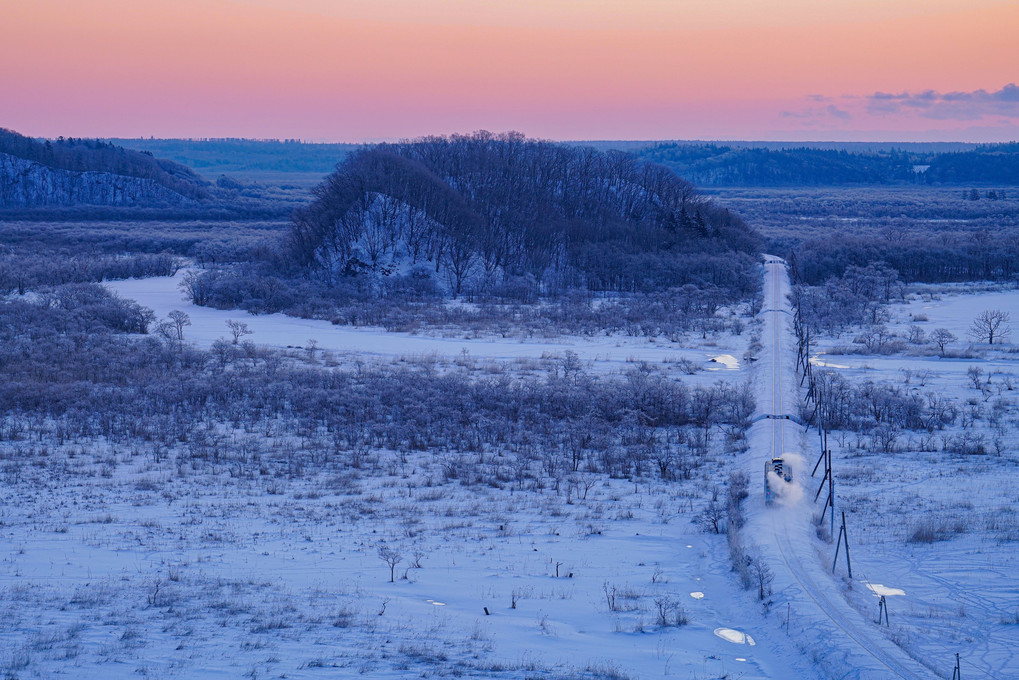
(634, 141, 1019, 186)
(0, 128, 210, 208)
(110, 136, 1019, 187)
(578, 140, 980, 153)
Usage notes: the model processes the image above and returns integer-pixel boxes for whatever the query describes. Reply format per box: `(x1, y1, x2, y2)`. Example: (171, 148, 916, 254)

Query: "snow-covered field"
(0, 443, 819, 679)
(5, 270, 1015, 679)
(0, 273, 823, 680)
(806, 286, 1019, 679)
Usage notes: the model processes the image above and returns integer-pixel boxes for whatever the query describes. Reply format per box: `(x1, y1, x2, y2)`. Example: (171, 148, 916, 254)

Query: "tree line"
(638, 142, 1019, 187)
(0, 252, 182, 295)
(789, 232, 1019, 286)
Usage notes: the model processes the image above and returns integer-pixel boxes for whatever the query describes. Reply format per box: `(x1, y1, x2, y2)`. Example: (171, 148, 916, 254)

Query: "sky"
(2, 0, 1018, 142)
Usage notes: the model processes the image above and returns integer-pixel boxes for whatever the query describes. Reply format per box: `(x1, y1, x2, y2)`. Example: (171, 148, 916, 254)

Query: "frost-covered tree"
(930, 328, 956, 356)
(969, 310, 1011, 345)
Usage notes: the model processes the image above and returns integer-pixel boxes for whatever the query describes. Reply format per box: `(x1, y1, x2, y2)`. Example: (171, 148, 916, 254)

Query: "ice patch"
(865, 582, 905, 597)
(708, 354, 740, 370)
(714, 627, 756, 645)
(426, 599, 447, 606)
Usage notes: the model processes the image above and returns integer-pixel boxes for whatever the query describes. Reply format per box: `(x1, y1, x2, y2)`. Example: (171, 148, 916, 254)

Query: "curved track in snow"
(757, 257, 933, 680)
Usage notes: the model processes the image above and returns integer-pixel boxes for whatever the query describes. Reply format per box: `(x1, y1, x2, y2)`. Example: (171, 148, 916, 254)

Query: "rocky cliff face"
(0, 153, 190, 208)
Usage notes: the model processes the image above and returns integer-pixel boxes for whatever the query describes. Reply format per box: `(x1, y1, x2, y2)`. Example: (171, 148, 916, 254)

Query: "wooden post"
(832, 511, 852, 578)
(812, 446, 826, 477)
(815, 463, 828, 502)
(833, 520, 842, 572)
(829, 468, 836, 540)
(806, 401, 819, 432)
(841, 511, 851, 578)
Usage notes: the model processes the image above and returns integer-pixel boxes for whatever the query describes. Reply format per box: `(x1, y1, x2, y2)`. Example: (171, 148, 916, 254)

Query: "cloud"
(780, 104, 851, 123)
(826, 104, 851, 120)
(865, 83, 1019, 120)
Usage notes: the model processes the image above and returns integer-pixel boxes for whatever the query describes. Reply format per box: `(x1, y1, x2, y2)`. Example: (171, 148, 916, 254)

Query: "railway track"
(761, 257, 932, 680)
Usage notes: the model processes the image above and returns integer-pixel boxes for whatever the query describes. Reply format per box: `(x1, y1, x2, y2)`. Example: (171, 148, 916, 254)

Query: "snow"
(709, 353, 741, 369)
(8, 264, 1013, 677)
(714, 627, 756, 645)
(864, 583, 906, 598)
(106, 272, 744, 375)
(0, 445, 820, 679)
(0, 269, 830, 680)
(799, 282, 1019, 679)
(810, 353, 850, 369)
(743, 258, 936, 680)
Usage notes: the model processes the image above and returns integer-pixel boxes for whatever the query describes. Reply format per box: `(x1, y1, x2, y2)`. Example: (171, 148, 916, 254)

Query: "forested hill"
(289, 132, 761, 297)
(636, 142, 1019, 186)
(0, 127, 210, 207)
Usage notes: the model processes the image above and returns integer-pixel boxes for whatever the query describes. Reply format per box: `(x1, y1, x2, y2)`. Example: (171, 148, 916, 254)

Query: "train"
(765, 457, 793, 505)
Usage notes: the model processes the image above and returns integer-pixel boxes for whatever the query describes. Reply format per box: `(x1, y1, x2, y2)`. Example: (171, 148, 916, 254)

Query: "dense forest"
(287, 132, 760, 299)
(0, 128, 210, 201)
(638, 142, 1019, 187)
(789, 232, 1019, 286)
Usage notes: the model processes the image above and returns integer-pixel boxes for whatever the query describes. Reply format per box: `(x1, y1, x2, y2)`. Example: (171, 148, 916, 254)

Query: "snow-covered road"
(752, 257, 934, 680)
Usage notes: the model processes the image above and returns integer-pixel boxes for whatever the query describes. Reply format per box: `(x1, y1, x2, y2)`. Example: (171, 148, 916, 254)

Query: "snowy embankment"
(107, 271, 743, 375)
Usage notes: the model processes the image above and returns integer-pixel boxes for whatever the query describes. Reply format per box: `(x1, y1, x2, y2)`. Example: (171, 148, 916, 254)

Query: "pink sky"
(2, 0, 1018, 141)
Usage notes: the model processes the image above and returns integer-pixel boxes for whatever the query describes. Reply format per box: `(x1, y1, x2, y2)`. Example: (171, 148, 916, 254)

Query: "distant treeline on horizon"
(107, 136, 1019, 186)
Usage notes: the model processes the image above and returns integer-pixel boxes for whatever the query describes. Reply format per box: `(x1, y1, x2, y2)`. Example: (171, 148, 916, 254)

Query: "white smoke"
(767, 451, 806, 507)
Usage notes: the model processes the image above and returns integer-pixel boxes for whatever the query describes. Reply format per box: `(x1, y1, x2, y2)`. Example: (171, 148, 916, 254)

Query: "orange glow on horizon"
(2, 0, 1018, 141)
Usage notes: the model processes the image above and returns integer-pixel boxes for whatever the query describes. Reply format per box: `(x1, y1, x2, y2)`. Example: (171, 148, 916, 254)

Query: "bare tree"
(750, 557, 774, 601)
(179, 270, 215, 306)
(167, 310, 191, 342)
(930, 328, 956, 356)
(225, 319, 252, 345)
(969, 310, 1011, 345)
(377, 544, 402, 583)
(907, 325, 926, 345)
(697, 500, 725, 534)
